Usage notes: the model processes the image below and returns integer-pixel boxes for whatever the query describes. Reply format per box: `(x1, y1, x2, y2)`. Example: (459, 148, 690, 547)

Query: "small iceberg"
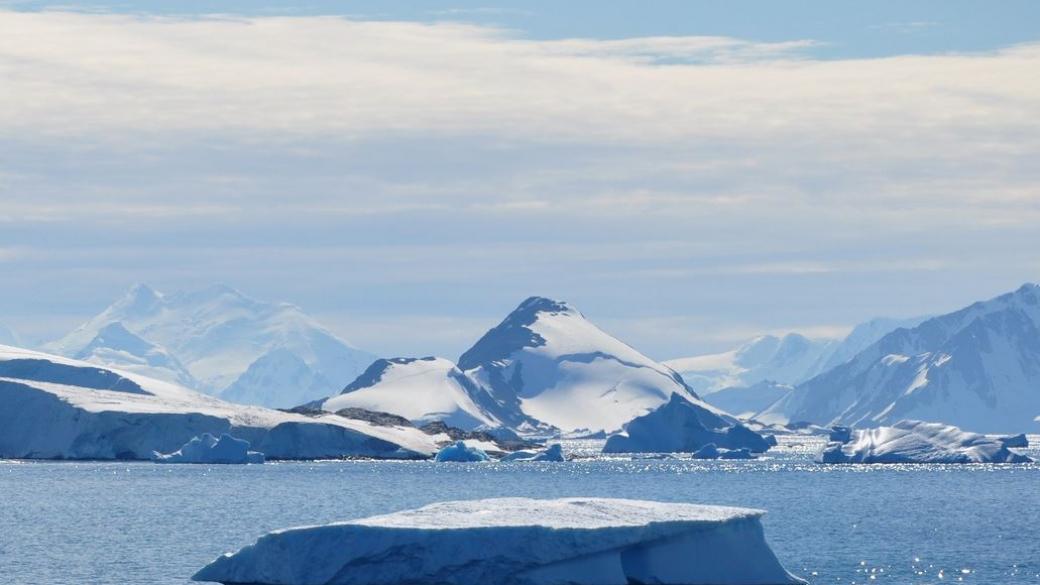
(499, 443, 565, 462)
(193, 497, 805, 585)
(603, 394, 773, 454)
(433, 440, 489, 462)
(692, 443, 757, 460)
(153, 433, 265, 464)
(819, 420, 1033, 464)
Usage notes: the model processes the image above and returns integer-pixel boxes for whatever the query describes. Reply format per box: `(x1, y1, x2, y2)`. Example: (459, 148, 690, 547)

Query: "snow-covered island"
(153, 433, 265, 464)
(819, 420, 1033, 464)
(602, 394, 774, 454)
(193, 497, 805, 585)
(0, 344, 444, 460)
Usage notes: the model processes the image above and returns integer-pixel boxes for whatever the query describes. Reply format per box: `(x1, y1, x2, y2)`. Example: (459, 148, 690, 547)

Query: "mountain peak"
(457, 297, 581, 370)
(512, 296, 579, 318)
(114, 283, 163, 315)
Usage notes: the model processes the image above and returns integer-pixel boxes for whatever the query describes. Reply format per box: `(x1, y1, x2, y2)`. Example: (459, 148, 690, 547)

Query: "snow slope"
(602, 394, 773, 454)
(73, 322, 197, 388)
(319, 357, 499, 430)
(0, 344, 439, 460)
(457, 297, 704, 434)
(44, 284, 376, 408)
(760, 284, 1040, 433)
(193, 497, 804, 585)
(665, 334, 837, 394)
(819, 420, 1032, 464)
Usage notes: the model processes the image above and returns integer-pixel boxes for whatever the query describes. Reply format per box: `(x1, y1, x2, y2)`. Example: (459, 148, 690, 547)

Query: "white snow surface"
(819, 420, 1033, 464)
(153, 432, 265, 464)
(500, 443, 565, 462)
(43, 284, 376, 408)
(458, 297, 706, 434)
(0, 344, 440, 460)
(193, 497, 805, 585)
(321, 357, 499, 430)
(666, 334, 837, 394)
(760, 283, 1040, 433)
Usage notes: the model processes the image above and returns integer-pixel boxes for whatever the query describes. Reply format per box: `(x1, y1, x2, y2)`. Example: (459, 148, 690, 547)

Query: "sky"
(1, 1, 1039, 360)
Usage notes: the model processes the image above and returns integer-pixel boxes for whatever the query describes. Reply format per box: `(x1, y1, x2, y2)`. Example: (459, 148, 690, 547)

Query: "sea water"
(1, 437, 1038, 584)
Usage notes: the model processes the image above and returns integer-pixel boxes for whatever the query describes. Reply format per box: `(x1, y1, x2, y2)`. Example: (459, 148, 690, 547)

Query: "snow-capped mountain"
(318, 357, 500, 430)
(44, 284, 376, 408)
(457, 297, 704, 434)
(0, 343, 440, 460)
(815, 315, 930, 373)
(73, 322, 197, 388)
(665, 334, 837, 394)
(759, 283, 1040, 433)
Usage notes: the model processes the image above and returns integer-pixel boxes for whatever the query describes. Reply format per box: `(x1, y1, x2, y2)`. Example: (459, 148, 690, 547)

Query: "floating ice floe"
(499, 443, 565, 462)
(193, 497, 805, 585)
(819, 420, 1033, 464)
(433, 440, 489, 462)
(602, 394, 773, 454)
(692, 443, 757, 460)
(153, 433, 265, 464)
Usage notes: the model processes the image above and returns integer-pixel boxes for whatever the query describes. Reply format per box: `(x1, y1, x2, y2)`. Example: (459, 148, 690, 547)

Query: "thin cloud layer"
(1, 9, 1038, 357)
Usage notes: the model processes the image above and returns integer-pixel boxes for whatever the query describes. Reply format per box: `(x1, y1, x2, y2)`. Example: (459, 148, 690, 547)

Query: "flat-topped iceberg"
(500, 443, 565, 462)
(153, 433, 265, 464)
(819, 420, 1033, 464)
(193, 497, 805, 585)
(603, 394, 773, 454)
(434, 440, 490, 462)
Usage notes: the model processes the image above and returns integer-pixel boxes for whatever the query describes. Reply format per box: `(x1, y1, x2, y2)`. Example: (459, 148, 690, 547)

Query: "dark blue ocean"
(2, 437, 1038, 585)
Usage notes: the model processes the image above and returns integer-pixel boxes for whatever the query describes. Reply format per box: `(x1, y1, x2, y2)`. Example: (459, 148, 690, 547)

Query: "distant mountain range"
(15, 282, 1040, 434)
(42, 284, 375, 408)
(316, 296, 715, 434)
(760, 283, 1040, 433)
(666, 315, 929, 395)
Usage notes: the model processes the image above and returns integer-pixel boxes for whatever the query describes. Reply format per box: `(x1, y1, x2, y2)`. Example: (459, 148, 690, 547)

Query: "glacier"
(666, 333, 837, 394)
(192, 497, 805, 585)
(818, 420, 1033, 464)
(602, 394, 774, 454)
(153, 432, 265, 464)
(0, 344, 441, 460)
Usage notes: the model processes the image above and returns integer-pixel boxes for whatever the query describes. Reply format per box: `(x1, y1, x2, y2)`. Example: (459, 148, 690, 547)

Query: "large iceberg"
(193, 497, 805, 585)
(602, 394, 773, 454)
(0, 344, 441, 460)
(433, 440, 490, 462)
(153, 433, 265, 464)
(819, 420, 1033, 464)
